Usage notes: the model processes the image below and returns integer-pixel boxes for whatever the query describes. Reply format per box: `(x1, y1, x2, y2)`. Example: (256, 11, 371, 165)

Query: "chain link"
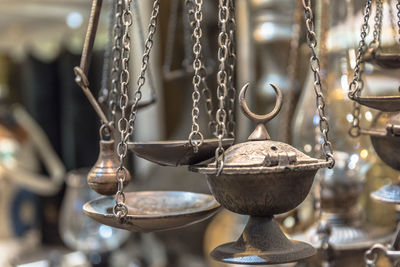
(163, 0, 180, 75)
(128, 0, 160, 134)
(201, 72, 217, 135)
(388, 0, 398, 44)
(133, 0, 157, 103)
(187, 0, 217, 136)
(109, 0, 123, 128)
(215, 0, 230, 175)
(98, 0, 114, 109)
(113, 0, 133, 221)
(226, 0, 236, 138)
(397, 0, 400, 42)
(369, 0, 383, 53)
(365, 245, 381, 267)
(348, 0, 373, 137)
(187, 0, 205, 152)
(301, 0, 335, 168)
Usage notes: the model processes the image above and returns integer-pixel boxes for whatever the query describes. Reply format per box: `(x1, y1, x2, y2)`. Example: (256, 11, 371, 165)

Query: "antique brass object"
(364, 52, 400, 69)
(371, 183, 400, 204)
(296, 173, 393, 252)
(191, 84, 330, 265)
(352, 96, 400, 112)
(360, 112, 400, 171)
(83, 191, 220, 232)
(87, 140, 131, 195)
(129, 138, 234, 167)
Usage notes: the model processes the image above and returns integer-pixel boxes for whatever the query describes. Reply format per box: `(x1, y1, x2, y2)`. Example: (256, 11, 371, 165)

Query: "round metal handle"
(239, 83, 283, 125)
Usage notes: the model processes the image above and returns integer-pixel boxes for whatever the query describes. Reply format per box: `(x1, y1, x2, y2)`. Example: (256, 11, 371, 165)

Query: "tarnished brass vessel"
(191, 84, 330, 265)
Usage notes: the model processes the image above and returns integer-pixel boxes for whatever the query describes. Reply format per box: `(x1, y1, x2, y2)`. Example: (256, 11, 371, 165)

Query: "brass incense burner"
(191, 84, 330, 265)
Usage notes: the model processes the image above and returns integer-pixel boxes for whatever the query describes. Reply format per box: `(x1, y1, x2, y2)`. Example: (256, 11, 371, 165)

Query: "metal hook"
(239, 83, 283, 141)
(239, 83, 283, 125)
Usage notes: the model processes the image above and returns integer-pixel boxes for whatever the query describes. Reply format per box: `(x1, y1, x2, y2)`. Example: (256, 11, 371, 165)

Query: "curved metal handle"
(239, 83, 283, 125)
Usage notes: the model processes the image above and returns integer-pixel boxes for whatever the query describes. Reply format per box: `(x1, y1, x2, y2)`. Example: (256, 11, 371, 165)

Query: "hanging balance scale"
(74, 0, 222, 232)
(348, 0, 400, 204)
(128, 1, 234, 167)
(348, 0, 400, 265)
(74, 0, 336, 264)
(363, 0, 400, 70)
(349, 0, 400, 111)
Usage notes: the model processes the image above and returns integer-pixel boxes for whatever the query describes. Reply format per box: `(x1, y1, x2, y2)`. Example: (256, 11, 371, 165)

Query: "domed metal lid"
(192, 84, 330, 174)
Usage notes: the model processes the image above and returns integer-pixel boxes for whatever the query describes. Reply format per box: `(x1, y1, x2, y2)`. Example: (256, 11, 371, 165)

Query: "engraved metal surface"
(191, 140, 329, 174)
(129, 138, 234, 166)
(83, 191, 220, 232)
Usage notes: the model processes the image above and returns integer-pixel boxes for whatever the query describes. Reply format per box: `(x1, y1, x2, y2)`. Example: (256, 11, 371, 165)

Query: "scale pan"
(128, 138, 234, 166)
(83, 191, 220, 232)
(371, 184, 400, 204)
(364, 53, 400, 69)
(352, 95, 400, 112)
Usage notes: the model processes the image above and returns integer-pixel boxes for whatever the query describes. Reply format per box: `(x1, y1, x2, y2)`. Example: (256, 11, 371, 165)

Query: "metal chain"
(96, 0, 116, 140)
(201, 68, 217, 135)
(163, 0, 180, 75)
(98, 0, 114, 108)
(113, 0, 133, 221)
(365, 246, 379, 267)
(226, 0, 236, 138)
(109, 0, 123, 129)
(128, 0, 160, 134)
(348, 0, 373, 137)
(183, 0, 194, 71)
(301, 0, 335, 168)
(187, 0, 217, 136)
(133, 0, 157, 102)
(187, 0, 205, 152)
(388, 0, 398, 44)
(397, 0, 400, 42)
(370, 0, 383, 53)
(215, 0, 230, 175)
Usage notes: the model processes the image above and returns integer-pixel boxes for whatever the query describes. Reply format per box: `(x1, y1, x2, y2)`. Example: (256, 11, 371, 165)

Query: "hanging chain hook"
(188, 0, 205, 153)
(348, 0, 373, 138)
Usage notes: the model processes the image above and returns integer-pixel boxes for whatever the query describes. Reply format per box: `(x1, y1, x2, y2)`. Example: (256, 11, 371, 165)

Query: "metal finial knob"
(239, 83, 283, 141)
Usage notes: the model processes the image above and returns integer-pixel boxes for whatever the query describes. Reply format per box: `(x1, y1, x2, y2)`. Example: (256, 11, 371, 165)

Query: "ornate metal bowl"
(83, 191, 220, 232)
(192, 141, 329, 216)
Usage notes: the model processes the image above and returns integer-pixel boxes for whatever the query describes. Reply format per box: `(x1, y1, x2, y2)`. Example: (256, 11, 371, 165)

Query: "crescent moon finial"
(239, 83, 283, 125)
